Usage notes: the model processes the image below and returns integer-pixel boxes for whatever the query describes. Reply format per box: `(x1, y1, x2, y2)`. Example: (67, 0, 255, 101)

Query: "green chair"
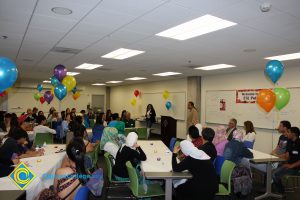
(86, 143, 100, 170)
(89, 119, 95, 128)
(136, 128, 148, 139)
(126, 161, 164, 198)
(34, 133, 53, 146)
(125, 128, 136, 136)
(216, 160, 236, 196)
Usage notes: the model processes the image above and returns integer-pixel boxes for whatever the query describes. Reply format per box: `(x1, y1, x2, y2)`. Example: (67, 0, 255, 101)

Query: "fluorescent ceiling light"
(102, 48, 145, 60)
(43, 80, 51, 83)
(156, 14, 237, 40)
(67, 72, 80, 76)
(265, 52, 300, 61)
(75, 63, 103, 70)
(92, 83, 106, 86)
(106, 81, 123, 84)
(125, 77, 147, 81)
(153, 72, 182, 76)
(195, 64, 236, 70)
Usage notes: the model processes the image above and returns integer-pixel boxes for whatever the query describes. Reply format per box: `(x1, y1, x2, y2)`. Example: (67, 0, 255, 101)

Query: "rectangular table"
(0, 144, 66, 200)
(139, 140, 192, 200)
(249, 149, 285, 200)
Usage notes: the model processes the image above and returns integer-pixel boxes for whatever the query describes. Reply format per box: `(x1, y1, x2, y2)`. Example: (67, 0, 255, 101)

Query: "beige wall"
(201, 66, 300, 153)
(110, 78, 189, 139)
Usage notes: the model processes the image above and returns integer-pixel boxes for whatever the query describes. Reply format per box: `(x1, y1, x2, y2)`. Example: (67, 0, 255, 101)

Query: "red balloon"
(40, 96, 45, 104)
(134, 90, 140, 97)
(0, 91, 6, 97)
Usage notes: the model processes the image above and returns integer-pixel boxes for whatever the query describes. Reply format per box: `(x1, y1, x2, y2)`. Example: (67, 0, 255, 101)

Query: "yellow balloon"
(163, 90, 169, 100)
(62, 75, 76, 92)
(131, 98, 137, 106)
(51, 87, 54, 95)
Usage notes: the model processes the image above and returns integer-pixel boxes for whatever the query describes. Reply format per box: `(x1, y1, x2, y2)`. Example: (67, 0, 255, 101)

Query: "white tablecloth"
(0, 144, 66, 200)
(138, 140, 172, 173)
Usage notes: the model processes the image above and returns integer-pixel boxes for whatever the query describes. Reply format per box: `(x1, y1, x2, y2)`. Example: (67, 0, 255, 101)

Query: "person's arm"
(43, 126, 56, 134)
(172, 153, 189, 172)
(223, 146, 232, 160)
(191, 109, 199, 125)
(132, 146, 147, 161)
(242, 146, 253, 158)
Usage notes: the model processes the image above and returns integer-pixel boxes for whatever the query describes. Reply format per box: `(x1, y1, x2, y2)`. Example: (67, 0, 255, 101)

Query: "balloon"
(51, 76, 60, 86)
(165, 101, 172, 110)
(40, 96, 45, 104)
(265, 60, 284, 84)
(62, 75, 76, 92)
(54, 84, 67, 101)
(0, 91, 6, 97)
(0, 57, 18, 92)
(53, 64, 67, 81)
(72, 87, 77, 94)
(163, 90, 169, 100)
(130, 98, 137, 106)
(34, 93, 42, 101)
(44, 91, 54, 104)
(72, 91, 80, 100)
(51, 87, 54, 95)
(274, 88, 290, 110)
(37, 84, 43, 92)
(134, 89, 140, 97)
(257, 89, 276, 112)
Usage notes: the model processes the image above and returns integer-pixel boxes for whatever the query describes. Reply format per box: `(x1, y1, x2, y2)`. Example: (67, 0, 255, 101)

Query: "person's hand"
(134, 143, 140, 148)
(12, 158, 20, 165)
(283, 164, 293, 169)
(173, 146, 180, 154)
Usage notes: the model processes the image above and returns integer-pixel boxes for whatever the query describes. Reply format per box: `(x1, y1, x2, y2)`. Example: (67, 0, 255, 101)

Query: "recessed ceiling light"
(75, 63, 103, 70)
(156, 14, 237, 40)
(43, 80, 51, 83)
(102, 48, 145, 60)
(51, 7, 72, 15)
(125, 77, 147, 81)
(195, 64, 236, 70)
(67, 72, 80, 76)
(265, 52, 300, 61)
(106, 81, 123, 84)
(153, 72, 182, 76)
(92, 83, 106, 86)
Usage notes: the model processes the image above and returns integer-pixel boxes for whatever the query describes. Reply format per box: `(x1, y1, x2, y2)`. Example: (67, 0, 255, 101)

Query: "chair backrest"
(169, 137, 177, 152)
(214, 156, 225, 176)
(104, 152, 113, 182)
(126, 161, 139, 196)
(220, 160, 236, 192)
(74, 186, 89, 200)
(243, 141, 254, 149)
(34, 133, 53, 146)
(125, 128, 136, 136)
(136, 128, 147, 139)
(93, 143, 100, 166)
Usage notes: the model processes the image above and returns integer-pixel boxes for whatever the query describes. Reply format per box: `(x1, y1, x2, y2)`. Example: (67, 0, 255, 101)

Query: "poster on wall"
(220, 99, 226, 111)
(236, 89, 261, 103)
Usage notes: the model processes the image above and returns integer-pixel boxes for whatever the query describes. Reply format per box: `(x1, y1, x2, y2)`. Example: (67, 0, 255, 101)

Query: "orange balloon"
(257, 89, 276, 112)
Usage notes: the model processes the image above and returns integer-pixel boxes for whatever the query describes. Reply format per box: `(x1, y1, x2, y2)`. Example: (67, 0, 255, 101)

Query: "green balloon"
(34, 93, 41, 101)
(274, 88, 290, 110)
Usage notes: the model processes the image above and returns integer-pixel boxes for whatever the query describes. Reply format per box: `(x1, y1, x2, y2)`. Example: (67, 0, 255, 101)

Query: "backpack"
(232, 166, 252, 195)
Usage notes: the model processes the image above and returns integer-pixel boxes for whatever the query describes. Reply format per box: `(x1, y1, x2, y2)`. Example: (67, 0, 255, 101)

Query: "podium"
(161, 116, 177, 146)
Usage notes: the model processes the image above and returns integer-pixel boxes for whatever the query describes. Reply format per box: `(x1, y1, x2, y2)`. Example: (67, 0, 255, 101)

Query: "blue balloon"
(72, 86, 77, 94)
(54, 84, 67, 101)
(0, 57, 18, 92)
(265, 60, 284, 84)
(37, 84, 43, 92)
(51, 76, 60, 86)
(165, 101, 172, 110)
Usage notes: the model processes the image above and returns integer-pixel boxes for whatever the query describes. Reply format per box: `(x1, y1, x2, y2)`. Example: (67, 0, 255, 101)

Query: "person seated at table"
(19, 114, 34, 131)
(120, 110, 127, 121)
(199, 127, 217, 161)
(123, 111, 135, 128)
(92, 115, 105, 143)
(87, 108, 95, 119)
(223, 130, 253, 165)
(80, 110, 89, 128)
(69, 116, 87, 135)
(99, 112, 108, 127)
(46, 107, 56, 123)
(33, 115, 56, 135)
(32, 107, 38, 120)
(273, 127, 300, 193)
(213, 125, 229, 156)
(38, 110, 44, 117)
(106, 109, 112, 123)
(172, 140, 218, 200)
(271, 120, 291, 158)
(71, 107, 77, 115)
(108, 113, 125, 135)
(242, 120, 256, 142)
(0, 128, 44, 177)
(62, 113, 71, 137)
(100, 127, 125, 158)
(73, 123, 94, 153)
(0, 113, 12, 132)
(226, 118, 237, 141)
(113, 132, 146, 180)
(26, 108, 33, 117)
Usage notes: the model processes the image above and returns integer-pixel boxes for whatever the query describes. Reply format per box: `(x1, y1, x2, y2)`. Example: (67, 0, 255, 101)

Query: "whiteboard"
(132, 92, 186, 120)
(205, 88, 300, 129)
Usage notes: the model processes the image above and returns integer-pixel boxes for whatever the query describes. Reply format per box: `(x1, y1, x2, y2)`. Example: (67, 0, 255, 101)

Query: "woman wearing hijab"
(173, 140, 218, 200)
(113, 132, 146, 179)
(213, 126, 229, 156)
(223, 129, 253, 165)
(100, 127, 125, 158)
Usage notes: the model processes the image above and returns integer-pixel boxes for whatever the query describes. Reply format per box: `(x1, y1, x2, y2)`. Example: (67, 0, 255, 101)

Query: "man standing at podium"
(187, 101, 199, 131)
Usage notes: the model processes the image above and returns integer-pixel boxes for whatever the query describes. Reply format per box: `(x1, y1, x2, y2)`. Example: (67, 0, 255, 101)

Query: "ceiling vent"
(51, 46, 81, 54)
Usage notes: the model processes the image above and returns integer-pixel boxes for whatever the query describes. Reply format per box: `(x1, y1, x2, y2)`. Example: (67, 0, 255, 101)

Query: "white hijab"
(180, 140, 210, 160)
(126, 132, 138, 147)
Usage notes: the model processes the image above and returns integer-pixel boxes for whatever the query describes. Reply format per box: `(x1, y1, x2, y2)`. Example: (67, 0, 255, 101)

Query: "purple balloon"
(44, 91, 54, 104)
(53, 64, 67, 81)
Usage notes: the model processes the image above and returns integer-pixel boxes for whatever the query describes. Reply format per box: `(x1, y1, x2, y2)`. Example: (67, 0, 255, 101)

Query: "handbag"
(86, 168, 104, 196)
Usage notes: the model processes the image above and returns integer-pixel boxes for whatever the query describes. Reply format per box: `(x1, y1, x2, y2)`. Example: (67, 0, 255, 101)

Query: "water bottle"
(142, 176, 148, 194)
(43, 142, 47, 147)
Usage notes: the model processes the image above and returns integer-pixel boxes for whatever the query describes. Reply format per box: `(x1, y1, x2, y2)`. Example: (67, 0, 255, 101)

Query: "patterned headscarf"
(212, 125, 227, 145)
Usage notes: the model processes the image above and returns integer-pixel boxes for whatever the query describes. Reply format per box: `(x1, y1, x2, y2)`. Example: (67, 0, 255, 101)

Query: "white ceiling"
(0, 0, 300, 86)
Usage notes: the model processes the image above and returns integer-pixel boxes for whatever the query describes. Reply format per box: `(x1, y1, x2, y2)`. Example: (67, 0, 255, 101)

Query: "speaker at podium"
(161, 116, 177, 146)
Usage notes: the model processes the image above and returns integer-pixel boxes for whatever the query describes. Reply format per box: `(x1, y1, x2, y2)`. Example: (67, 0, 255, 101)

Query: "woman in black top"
(199, 127, 217, 161)
(173, 140, 218, 200)
(145, 104, 156, 128)
(113, 132, 146, 178)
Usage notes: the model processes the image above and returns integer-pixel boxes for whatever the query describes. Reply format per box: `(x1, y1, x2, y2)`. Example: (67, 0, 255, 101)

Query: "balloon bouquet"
(257, 60, 290, 112)
(163, 90, 172, 110)
(0, 57, 18, 97)
(130, 89, 140, 106)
